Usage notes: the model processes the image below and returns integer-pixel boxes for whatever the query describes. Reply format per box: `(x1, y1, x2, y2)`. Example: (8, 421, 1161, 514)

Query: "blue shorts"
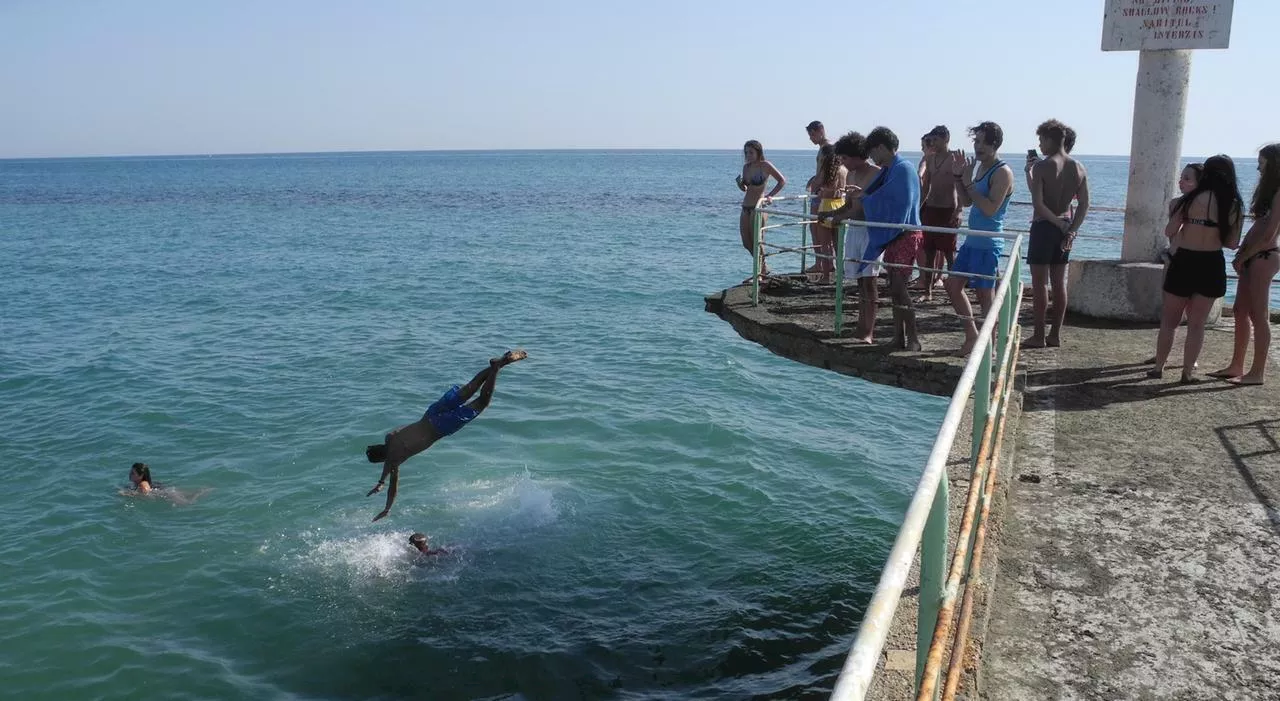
(424, 385, 479, 437)
(952, 245, 1000, 289)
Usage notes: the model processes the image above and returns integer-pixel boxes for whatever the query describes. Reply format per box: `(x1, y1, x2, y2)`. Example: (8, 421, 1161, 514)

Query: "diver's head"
(366, 443, 388, 463)
(129, 462, 151, 485)
(409, 533, 429, 553)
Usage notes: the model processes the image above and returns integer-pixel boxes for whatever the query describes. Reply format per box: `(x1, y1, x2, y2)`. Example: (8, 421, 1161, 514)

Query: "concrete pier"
(705, 277, 1280, 699)
(980, 316, 1280, 700)
(704, 278, 982, 398)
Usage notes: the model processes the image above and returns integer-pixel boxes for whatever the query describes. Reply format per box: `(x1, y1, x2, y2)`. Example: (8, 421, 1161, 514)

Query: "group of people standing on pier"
(735, 118, 1091, 355)
(734, 121, 1279, 385)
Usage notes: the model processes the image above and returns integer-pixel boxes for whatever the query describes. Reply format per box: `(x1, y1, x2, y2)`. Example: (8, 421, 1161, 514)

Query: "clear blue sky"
(1, 0, 1274, 158)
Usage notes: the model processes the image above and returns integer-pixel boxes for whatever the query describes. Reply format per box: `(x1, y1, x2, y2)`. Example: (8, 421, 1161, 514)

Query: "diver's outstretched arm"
(372, 464, 400, 522)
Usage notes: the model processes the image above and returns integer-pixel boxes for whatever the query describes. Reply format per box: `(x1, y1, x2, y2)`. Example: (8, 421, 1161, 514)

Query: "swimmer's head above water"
(409, 533, 430, 553)
(129, 462, 153, 493)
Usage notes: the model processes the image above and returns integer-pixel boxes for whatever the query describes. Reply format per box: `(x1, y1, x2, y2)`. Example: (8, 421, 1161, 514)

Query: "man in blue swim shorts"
(944, 121, 1014, 355)
(364, 349, 527, 521)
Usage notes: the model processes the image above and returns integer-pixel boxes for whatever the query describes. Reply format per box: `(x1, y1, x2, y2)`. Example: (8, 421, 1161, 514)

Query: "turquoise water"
(0, 149, 1264, 700)
(0, 151, 946, 700)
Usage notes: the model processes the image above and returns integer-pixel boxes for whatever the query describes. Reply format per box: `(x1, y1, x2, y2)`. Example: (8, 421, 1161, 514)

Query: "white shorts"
(844, 225, 883, 279)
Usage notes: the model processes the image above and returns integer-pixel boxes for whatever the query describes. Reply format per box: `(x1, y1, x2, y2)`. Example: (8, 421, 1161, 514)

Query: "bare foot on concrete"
(1025, 334, 1046, 348)
(1208, 367, 1243, 379)
(1227, 374, 1265, 386)
(1046, 333, 1061, 347)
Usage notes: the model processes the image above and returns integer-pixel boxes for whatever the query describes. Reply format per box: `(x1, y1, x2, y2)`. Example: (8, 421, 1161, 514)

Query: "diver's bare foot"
(851, 330, 875, 345)
(1046, 333, 1061, 347)
(958, 338, 976, 356)
(906, 339, 923, 352)
(1227, 373, 1265, 386)
(494, 349, 528, 366)
(1025, 334, 1046, 348)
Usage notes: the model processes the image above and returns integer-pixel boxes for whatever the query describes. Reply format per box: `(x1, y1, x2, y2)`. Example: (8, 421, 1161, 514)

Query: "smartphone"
(1026, 149, 1038, 159)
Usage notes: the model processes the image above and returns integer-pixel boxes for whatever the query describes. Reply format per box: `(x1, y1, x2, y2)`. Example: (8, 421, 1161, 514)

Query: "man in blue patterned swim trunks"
(364, 349, 527, 521)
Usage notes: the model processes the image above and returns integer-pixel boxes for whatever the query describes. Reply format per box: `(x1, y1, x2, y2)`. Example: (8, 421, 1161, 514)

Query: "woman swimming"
(122, 462, 209, 505)
(1209, 143, 1280, 385)
(736, 140, 786, 283)
(127, 462, 155, 493)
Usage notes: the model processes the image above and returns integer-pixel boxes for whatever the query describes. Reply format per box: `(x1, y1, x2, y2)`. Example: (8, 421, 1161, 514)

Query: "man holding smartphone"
(1025, 119, 1090, 348)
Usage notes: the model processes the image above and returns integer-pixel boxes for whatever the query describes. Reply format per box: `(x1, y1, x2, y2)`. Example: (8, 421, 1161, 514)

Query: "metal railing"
(743, 196, 1267, 289)
(741, 202, 1025, 699)
(824, 235, 1023, 701)
(746, 204, 1020, 330)
(733, 189, 1271, 698)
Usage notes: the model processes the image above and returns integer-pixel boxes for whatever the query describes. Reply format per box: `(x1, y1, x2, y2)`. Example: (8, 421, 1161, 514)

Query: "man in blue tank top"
(945, 122, 1014, 356)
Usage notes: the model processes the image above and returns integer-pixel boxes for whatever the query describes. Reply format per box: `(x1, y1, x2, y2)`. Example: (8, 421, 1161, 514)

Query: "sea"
(0, 149, 1265, 700)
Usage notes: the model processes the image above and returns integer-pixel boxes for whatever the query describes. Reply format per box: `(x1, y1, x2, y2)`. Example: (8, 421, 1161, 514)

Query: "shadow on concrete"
(1014, 309, 1163, 331)
(1215, 419, 1280, 538)
(1023, 366, 1243, 413)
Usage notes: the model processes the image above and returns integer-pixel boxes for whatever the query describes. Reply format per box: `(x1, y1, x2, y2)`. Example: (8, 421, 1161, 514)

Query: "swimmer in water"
(121, 462, 209, 504)
(364, 349, 527, 522)
(409, 532, 449, 556)
(128, 462, 155, 493)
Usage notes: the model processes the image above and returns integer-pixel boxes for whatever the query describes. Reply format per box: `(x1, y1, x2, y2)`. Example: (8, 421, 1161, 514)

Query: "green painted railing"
(741, 199, 1026, 700)
(808, 232, 1023, 701)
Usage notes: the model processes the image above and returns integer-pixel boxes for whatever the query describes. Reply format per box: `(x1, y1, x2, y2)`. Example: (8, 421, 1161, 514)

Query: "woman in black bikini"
(1210, 143, 1280, 386)
(736, 140, 786, 283)
(1149, 155, 1243, 383)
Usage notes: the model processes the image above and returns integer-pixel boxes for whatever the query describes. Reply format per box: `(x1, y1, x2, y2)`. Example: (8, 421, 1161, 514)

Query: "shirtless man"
(1026, 119, 1090, 347)
(805, 120, 830, 226)
(364, 350, 527, 521)
(918, 126, 962, 299)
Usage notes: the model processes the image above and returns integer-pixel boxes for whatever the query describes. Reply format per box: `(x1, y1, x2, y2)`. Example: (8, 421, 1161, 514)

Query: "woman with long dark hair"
(808, 144, 846, 281)
(1210, 143, 1280, 385)
(122, 462, 210, 504)
(1149, 154, 1244, 382)
(735, 141, 786, 283)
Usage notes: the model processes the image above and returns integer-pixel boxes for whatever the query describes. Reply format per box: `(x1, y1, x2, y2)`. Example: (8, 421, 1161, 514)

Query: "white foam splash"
(444, 468, 560, 528)
(273, 470, 560, 588)
(300, 531, 418, 581)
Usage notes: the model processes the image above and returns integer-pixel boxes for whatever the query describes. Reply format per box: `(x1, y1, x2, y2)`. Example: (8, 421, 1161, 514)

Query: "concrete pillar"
(1070, 49, 1207, 323)
(1121, 50, 1192, 262)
